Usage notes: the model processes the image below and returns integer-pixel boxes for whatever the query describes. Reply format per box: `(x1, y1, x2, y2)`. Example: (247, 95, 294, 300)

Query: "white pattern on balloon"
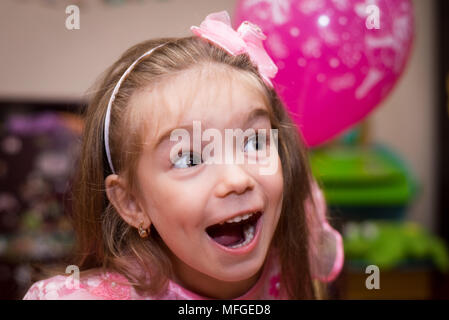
(243, 0, 292, 25)
(354, 0, 379, 18)
(355, 68, 383, 99)
(302, 37, 322, 59)
(267, 32, 290, 58)
(331, 0, 350, 11)
(297, 0, 325, 15)
(329, 73, 356, 92)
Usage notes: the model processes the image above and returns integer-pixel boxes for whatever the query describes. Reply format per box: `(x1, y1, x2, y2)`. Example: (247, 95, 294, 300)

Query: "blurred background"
(0, 0, 448, 299)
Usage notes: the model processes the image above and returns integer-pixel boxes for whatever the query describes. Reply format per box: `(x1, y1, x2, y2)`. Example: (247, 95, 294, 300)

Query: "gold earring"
(138, 222, 150, 238)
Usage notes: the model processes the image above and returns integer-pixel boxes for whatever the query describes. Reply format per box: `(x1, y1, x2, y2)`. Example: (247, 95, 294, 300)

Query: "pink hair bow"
(191, 11, 278, 87)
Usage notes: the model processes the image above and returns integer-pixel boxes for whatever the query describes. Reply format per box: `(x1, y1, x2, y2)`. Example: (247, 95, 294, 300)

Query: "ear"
(104, 174, 150, 229)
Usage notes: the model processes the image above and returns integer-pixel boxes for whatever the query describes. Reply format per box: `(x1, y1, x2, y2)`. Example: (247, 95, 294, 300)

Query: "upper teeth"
(221, 212, 257, 224)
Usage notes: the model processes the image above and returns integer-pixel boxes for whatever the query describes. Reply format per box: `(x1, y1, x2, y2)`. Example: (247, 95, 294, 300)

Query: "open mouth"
(205, 211, 262, 249)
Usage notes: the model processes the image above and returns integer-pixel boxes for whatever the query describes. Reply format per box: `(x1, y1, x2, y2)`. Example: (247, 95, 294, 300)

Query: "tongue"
(207, 223, 244, 247)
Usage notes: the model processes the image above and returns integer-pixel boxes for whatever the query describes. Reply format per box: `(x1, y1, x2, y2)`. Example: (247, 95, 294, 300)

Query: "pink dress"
(23, 251, 284, 300)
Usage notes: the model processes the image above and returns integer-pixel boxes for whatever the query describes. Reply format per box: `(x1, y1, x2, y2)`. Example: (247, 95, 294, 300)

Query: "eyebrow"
(152, 107, 271, 150)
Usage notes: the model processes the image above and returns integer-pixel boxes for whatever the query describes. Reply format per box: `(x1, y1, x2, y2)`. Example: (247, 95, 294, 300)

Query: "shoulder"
(23, 269, 133, 300)
(23, 274, 96, 300)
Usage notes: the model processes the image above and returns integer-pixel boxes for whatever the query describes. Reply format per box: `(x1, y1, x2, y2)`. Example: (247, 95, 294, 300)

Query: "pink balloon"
(234, 0, 414, 147)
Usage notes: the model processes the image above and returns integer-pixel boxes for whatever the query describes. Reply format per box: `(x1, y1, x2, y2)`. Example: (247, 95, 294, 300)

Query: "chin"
(212, 248, 268, 282)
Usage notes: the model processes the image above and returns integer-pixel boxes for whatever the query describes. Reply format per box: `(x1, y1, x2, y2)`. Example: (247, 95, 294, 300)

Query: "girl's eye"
(244, 133, 266, 152)
(172, 151, 202, 169)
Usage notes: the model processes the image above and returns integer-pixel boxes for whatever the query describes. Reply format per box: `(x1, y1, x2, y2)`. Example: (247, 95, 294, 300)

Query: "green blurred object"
(344, 221, 449, 272)
(309, 144, 417, 207)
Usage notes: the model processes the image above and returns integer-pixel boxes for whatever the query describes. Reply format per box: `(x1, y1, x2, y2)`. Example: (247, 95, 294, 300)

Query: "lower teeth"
(229, 224, 255, 249)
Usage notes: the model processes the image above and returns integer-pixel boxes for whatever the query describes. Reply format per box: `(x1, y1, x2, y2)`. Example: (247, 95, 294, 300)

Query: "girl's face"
(133, 66, 283, 297)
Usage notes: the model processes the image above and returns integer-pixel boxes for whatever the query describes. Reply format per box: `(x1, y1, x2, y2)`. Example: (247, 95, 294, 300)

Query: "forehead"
(131, 64, 270, 146)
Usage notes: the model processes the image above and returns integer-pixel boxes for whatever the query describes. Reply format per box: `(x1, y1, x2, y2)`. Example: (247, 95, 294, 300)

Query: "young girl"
(23, 10, 343, 300)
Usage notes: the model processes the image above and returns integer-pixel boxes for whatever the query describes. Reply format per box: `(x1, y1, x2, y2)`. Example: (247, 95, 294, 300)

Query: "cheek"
(259, 157, 284, 204)
(139, 174, 207, 232)
(259, 157, 284, 235)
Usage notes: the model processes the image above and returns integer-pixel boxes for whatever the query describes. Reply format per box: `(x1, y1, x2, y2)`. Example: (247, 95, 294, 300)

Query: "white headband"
(104, 43, 168, 175)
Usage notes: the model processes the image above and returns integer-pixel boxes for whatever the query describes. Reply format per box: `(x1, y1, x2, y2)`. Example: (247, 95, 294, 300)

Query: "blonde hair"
(71, 36, 318, 299)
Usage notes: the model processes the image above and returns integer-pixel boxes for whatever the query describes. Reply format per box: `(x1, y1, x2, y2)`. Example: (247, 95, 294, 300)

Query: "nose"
(214, 164, 255, 198)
